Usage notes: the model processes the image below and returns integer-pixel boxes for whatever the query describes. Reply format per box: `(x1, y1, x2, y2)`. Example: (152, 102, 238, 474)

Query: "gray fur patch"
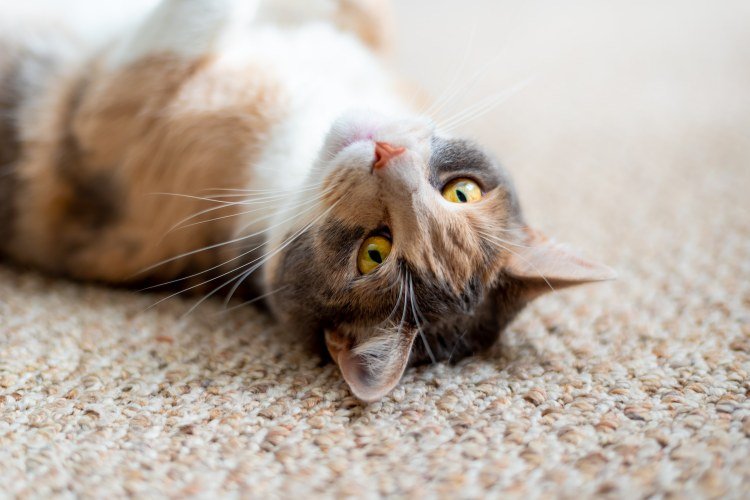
(429, 137, 523, 219)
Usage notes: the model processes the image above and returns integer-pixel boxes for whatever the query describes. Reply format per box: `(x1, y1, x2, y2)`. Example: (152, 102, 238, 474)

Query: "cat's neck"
(230, 24, 413, 236)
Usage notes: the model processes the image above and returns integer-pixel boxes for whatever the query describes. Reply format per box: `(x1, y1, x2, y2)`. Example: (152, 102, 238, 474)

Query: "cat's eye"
(442, 178, 483, 204)
(357, 236, 392, 274)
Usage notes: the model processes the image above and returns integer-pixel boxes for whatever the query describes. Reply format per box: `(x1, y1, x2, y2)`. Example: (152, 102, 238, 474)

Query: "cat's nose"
(373, 142, 406, 170)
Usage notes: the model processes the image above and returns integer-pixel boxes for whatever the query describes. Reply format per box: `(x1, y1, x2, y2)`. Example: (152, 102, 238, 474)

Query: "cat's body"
(0, 0, 614, 401)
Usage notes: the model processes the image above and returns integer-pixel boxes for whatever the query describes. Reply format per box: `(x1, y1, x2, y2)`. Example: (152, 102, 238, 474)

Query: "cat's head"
(264, 111, 615, 402)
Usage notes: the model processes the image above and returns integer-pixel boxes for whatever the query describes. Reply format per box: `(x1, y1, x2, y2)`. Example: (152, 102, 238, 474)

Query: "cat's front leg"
(109, 0, 259, 68)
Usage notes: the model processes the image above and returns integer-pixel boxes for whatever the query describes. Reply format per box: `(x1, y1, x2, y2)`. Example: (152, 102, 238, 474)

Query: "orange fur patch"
(9, 54, 286, 283)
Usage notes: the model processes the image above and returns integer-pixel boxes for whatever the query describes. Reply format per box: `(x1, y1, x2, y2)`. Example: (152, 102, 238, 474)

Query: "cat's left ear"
(325, 328, 417, 403)
(505, 228, 616, 299)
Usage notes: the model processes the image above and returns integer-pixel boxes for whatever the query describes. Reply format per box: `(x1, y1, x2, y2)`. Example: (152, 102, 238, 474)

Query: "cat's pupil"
(456, 190, 468, 203)
(368, 249, 383, 264)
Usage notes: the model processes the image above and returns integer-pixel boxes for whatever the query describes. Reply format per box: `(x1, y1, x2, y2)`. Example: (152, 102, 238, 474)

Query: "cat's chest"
(219, 25, 404, 183)
(212, 24, 407, 233)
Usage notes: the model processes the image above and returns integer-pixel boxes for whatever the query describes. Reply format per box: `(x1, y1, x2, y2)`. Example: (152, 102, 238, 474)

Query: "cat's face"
(265, 111, 614, 401)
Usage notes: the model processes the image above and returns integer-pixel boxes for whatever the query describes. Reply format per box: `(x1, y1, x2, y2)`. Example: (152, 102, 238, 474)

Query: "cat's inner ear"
(325, 328, 418, 403)
(505, 228, 616, 299)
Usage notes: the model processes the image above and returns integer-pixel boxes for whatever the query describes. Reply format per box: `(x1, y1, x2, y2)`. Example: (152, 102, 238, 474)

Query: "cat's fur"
(0, 0, 614, 401)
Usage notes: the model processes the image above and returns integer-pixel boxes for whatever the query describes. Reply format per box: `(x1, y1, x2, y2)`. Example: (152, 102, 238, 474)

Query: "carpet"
(1, 1, 749, 497)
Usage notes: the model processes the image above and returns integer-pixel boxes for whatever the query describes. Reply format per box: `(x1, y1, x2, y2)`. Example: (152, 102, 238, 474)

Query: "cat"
(0, 0, 615, 402)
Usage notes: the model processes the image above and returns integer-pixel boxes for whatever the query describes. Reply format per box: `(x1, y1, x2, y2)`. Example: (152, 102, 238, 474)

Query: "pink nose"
(373, 142, 406, 170)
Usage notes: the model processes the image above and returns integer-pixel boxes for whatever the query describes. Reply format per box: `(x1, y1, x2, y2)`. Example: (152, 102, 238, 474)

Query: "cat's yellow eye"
(357, 236, 392, 274)
(442, 178, 483, 204)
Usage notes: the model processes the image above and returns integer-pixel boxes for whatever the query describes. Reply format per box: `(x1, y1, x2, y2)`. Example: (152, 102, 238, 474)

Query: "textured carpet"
(2, 1, 749, 498)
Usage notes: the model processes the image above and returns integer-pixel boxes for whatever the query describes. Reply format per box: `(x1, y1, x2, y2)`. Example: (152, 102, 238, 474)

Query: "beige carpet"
(2, 1, 749, 497)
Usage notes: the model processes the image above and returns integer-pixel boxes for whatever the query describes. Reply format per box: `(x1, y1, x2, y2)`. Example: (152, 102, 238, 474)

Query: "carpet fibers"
(1, 1, 749, 498)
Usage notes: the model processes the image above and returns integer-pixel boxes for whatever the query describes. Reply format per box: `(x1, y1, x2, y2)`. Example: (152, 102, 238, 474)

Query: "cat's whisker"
(447, 328, 470, 362)
(440, 77, 535, 133)
(153, 198, 254, 242)
(178, 269, 248, 318)
(426, 47, 515, 127)
(477, 231, 531, 248)
(200, 181, 327, 197)
(220, 199, 344, 307)
(159, 189, 322, 238)
(149, 202, 319, 312)
(149, 192, 245, 206)
(438, 80, 522, 127)
(234, 187, 335, 234)
(198, 188, 320, 201)
(154, 182, 329, 225)
(201, 192, 302, 200)
(173, 187, 335, 233)
(218, 285, 290, 315)
(137, 231, 258, 279)
(426, 6, 528, 124)
(136, 192, 333, 278)
(138, 242, 263, 292)
(479, 233, 556, 293)
(394, 273, 410, 339)
(407, 271, 437, 365)
(144, 256, 253, 312)
(380, 269, 406, 327)
(173, 206, 273, 232)
(204, 198, 340, 312)
(203, 180, 327, 192)
(162, 204, 246, 238)
(419, 19, 479, 118)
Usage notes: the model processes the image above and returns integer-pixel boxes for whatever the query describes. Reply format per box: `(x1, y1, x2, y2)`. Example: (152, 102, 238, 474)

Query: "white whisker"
(149, 192, 243, 206)
(160, 185, 333, 237)
(222, 199, 343, 305)
(408, 271, 436, 364)
(200, 181, 327, 197)
(174, 187, 335, 232)
(420, 19, 478, 118)
(218, 285, 290, 315)
(381, 269, 406, 327)
(477, 231, 531, 248)
(448, 328, 470, 362)
(138, 243, 263, 292)
(427, 48, 515, 126)
(479, 233, 555, 293)
(137, 192, 333, 277)
(440, 77, 535, 132)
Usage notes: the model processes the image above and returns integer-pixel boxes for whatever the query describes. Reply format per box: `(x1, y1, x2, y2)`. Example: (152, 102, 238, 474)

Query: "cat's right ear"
(504, 228, 616, 300)
(325, 328, 417, 403)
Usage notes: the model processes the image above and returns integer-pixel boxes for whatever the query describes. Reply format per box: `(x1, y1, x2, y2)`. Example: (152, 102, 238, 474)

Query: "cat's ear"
(325, 328, 417, 402)
(505, 228, 616, 299)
